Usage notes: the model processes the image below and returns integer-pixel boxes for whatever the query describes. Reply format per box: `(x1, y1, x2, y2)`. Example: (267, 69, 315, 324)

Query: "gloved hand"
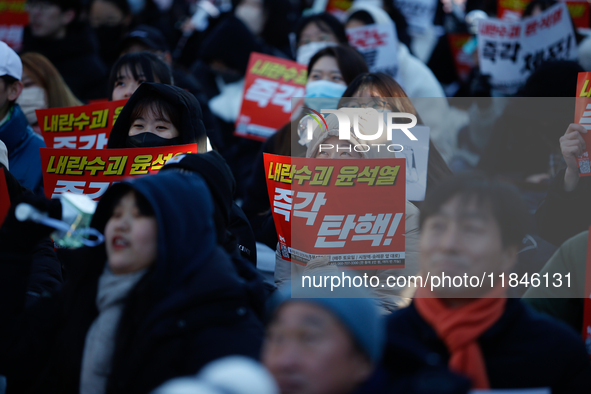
(0, 192, 62, 253)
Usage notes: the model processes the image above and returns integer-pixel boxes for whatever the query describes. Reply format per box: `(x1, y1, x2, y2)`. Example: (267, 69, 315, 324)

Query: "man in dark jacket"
(384, 173, 591, 393)
(0, 41, 45, 195)
(22, 0, 108, 100)
(0, 170, 265, 394)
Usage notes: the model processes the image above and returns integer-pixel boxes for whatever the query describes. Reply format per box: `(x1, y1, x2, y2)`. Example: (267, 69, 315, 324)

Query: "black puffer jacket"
(0, 171, 265, 394)
(107, 82, 208, 153)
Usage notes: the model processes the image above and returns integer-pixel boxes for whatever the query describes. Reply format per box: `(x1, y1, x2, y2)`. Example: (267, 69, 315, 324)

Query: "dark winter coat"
(21, 23, 108, 101)
(0, 171, 265, 394)
(384, 299, 591, 393)
(535, 168, 591, 246)
(107, 82, 208, 153)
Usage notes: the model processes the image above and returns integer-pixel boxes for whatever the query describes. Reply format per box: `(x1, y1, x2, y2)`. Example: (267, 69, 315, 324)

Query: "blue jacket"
(0, 104, 45, 195)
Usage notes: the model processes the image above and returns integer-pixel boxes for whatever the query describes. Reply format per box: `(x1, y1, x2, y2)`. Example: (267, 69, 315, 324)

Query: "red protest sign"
(235, 53, 307, 141)
(36, 99, 128, 150)
(264, 153, 406, 270)
(583, 228, 591, 356)
(574, 72, 591, 176)
(498, 0, 589, 27)
(447, 33, 477, 83)
(0, 168, 10, 227)
(0, 0, 28, 51)
(41, 144, 197, 200)
(566, 0, 590, 28)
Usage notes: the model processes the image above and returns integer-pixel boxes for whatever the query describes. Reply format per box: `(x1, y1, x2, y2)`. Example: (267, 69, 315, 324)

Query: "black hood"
(107, 82, 208, 153)
(161, 151, 235, 227)
(199, 14, 264, 75)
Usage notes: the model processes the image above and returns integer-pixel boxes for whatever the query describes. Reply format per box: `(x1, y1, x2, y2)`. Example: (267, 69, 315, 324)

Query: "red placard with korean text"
(574, 72, 591, 176)
(447, 33, 477, 82)
(36, 100, 128, 150)
(0, 168, 9, 227)
(235, 53, 307, 141)
(583, 228, 591, 356)
(41, 144, 197, 200)
(264, 154, 406, 270)
(498, 0, 590, 28)
(0, 0, 28, 51)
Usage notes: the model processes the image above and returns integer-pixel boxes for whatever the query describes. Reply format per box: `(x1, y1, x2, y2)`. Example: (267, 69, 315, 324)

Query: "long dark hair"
(108, 52, 173, 100)
(295, 12, 349, 47)
(307, 45, 368, 85)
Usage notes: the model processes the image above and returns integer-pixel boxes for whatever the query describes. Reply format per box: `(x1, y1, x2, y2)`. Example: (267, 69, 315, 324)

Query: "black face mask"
(125, 132, 182, 148)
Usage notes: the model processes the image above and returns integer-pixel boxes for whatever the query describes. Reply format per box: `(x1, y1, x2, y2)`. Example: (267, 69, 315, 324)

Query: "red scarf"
(414, 286, 506, 389)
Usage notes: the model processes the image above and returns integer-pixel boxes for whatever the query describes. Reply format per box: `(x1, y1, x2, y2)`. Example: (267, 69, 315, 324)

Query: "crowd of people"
(1, 0, 591, 393)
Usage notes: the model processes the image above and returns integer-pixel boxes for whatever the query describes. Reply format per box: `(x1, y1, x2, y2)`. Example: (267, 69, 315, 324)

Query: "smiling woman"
(106, 82, 208, 152)
(108, 52, 172, 101)
(126, 94, 182, 146)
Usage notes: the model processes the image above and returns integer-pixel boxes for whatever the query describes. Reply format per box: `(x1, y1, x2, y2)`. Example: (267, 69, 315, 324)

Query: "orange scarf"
(414, 286, 507, 389)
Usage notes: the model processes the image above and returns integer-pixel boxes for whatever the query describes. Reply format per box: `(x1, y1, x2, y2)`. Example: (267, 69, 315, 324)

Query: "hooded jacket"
(107, 82, 208, 153)
(0, 104, 45, 195)
(0, 171, 265, 394)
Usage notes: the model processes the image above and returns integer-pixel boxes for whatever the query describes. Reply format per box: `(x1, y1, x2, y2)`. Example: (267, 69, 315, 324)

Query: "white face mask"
(16, 86, 47, 126)
(296, 41, 338, 65)
(235, 4, 265, 36)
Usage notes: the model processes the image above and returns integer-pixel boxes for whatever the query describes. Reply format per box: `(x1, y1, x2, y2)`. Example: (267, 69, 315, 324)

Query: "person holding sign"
(107, 82, 208, 152)
(273, 112, 421, 313)
(340, 72, 453, 203)
(0, 170, 265, 394)
(345, 4, 461, 163)
(536, 123, 591, 246)
(345, 3, 445, 99)
(243, 45, 369, 250)
(384, 172, 591, 392)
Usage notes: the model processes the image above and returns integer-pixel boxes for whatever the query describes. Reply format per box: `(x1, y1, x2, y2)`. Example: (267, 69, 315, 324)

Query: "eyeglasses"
(341, 99, 394, 112)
